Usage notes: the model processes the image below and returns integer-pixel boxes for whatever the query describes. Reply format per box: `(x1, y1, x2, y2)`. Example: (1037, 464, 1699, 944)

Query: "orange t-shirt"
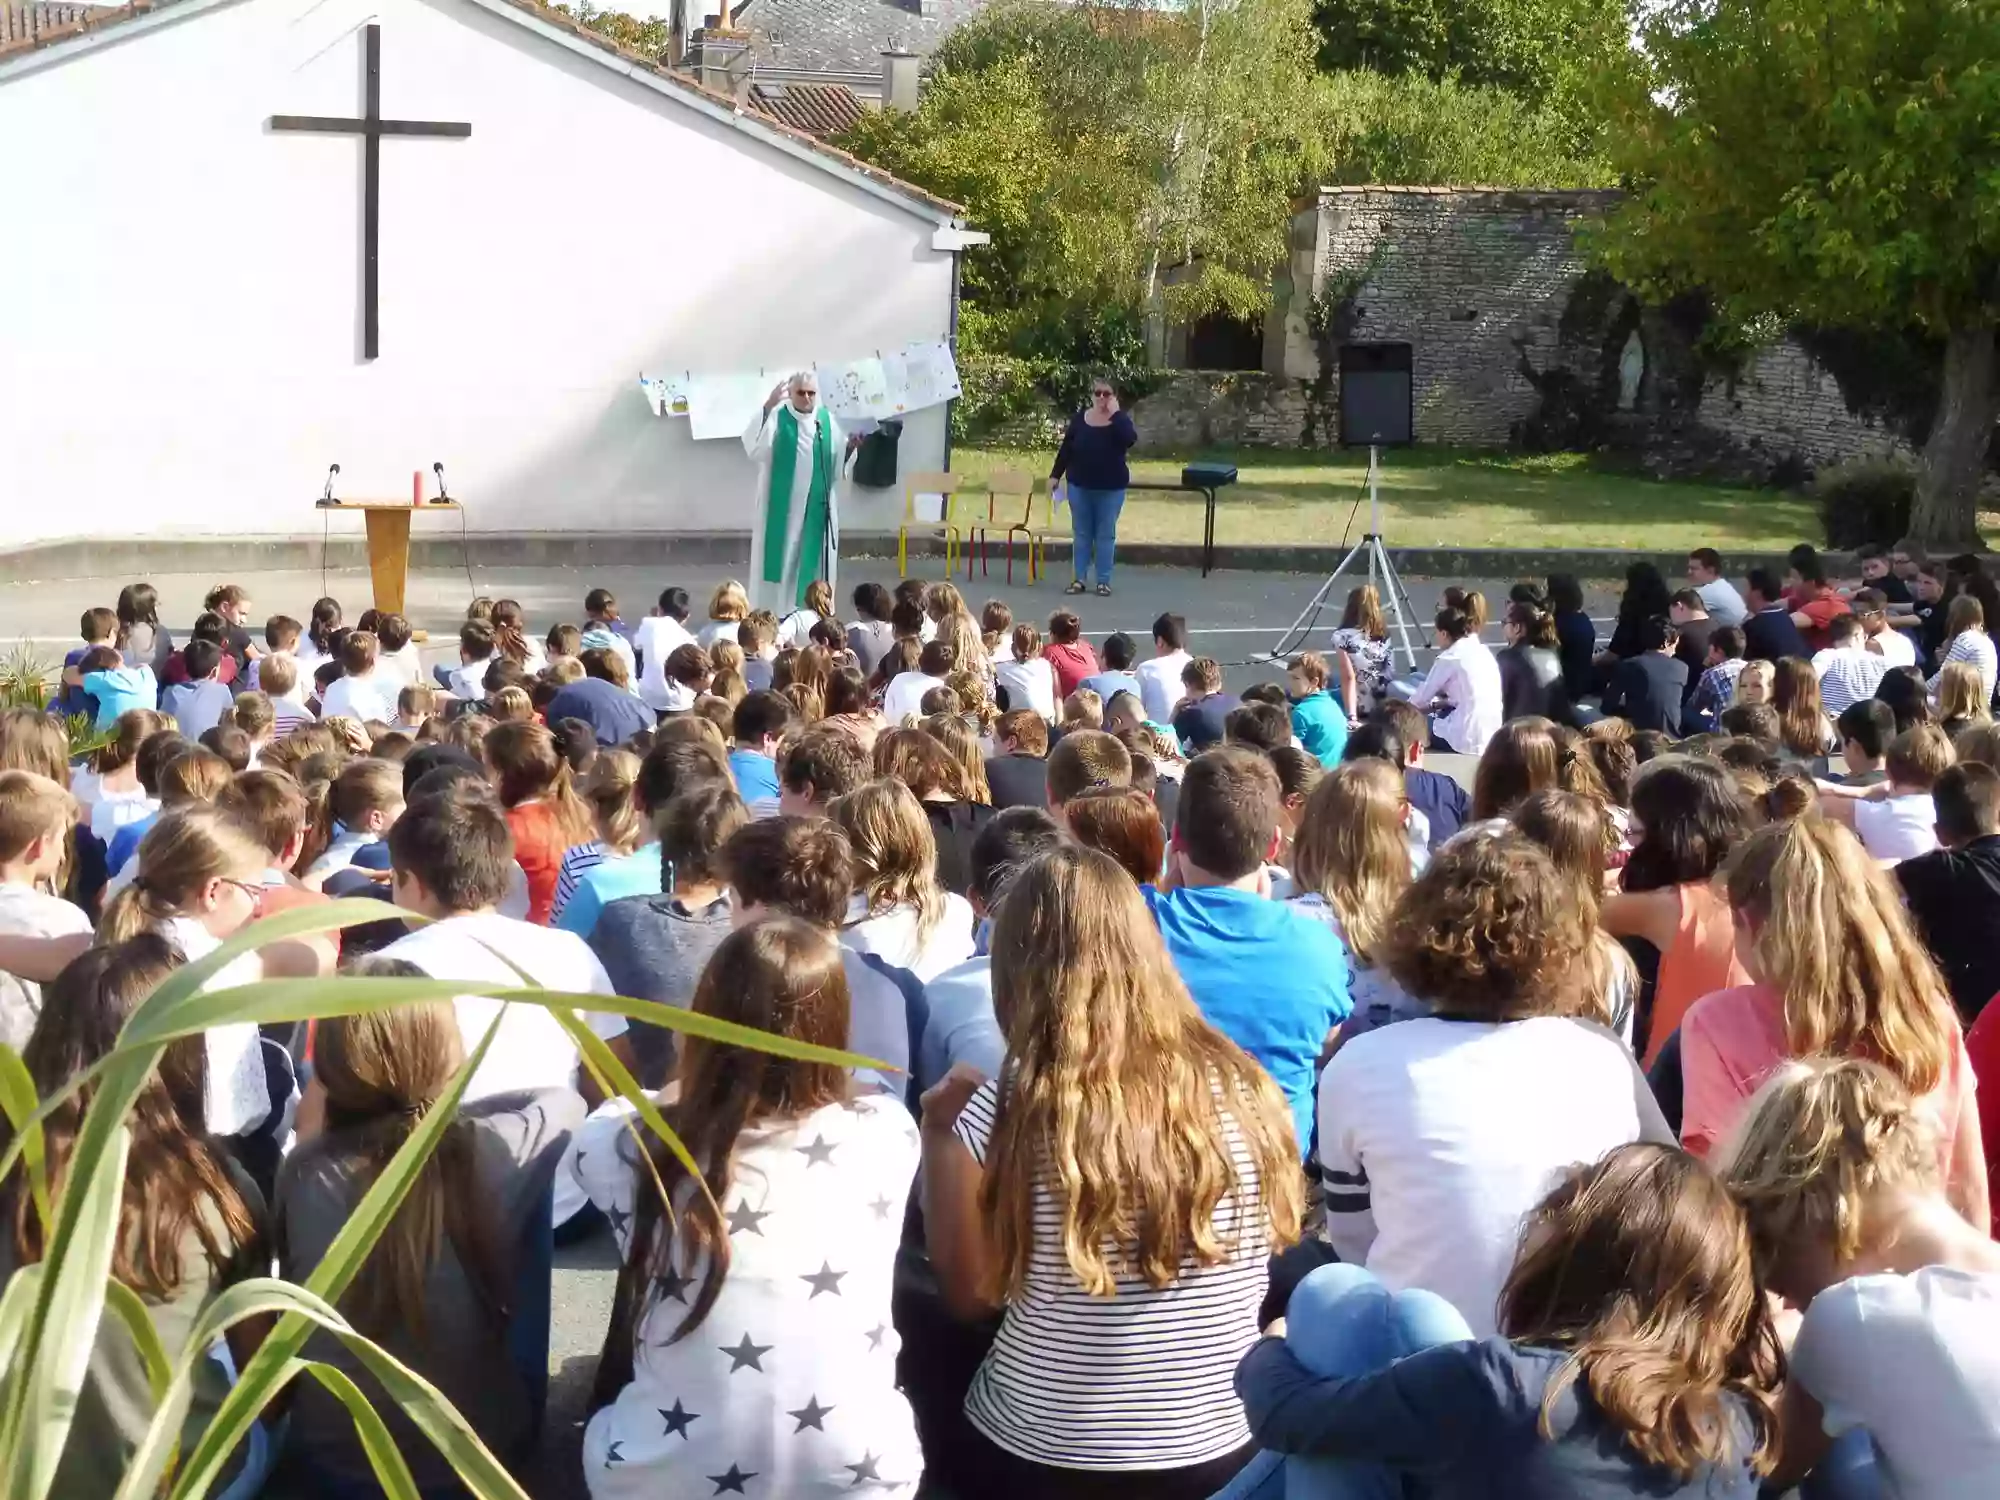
(505, 801, 571, 926)
(1644, 879, 1751, 1067)
(1681, 982, 1976, 1180)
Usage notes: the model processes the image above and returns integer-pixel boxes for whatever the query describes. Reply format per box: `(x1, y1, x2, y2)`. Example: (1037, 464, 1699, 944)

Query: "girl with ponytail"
(101, 806, 332, 1139)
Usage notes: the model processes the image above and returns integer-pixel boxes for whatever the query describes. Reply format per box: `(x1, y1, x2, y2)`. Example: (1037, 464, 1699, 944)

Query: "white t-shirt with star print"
(575, 1091, 922, 1497)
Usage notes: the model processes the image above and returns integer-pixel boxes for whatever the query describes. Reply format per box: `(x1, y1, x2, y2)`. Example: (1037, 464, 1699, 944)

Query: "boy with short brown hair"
(0, 770, 93, 1047)
(1046, 728, 1134, 812)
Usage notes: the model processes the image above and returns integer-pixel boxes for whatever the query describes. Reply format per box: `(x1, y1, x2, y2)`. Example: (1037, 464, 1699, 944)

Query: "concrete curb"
(0, 531, 1810, 585)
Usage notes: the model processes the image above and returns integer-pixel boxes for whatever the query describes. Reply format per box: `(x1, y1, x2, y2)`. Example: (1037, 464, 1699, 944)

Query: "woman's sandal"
(1065, 580, 1087, 595)
(1096, 584, 1113, 597)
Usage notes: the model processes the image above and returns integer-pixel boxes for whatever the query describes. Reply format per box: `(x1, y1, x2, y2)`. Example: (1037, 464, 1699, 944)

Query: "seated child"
(69, 643, 159, 733)
(0, 770, 94, 1047)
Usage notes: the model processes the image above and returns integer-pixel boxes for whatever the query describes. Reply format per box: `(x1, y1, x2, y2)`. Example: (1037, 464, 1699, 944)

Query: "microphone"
(318, 463, 340, 506)
(432, 461, 450, 503)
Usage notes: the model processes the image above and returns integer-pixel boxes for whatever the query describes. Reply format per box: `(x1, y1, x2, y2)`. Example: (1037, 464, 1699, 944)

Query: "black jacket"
(1899, 835, 2000, 1024)
(984, 753, 1050, 812)
(1496, 644, 1572, 725)
(1602, 652, 1688, 735)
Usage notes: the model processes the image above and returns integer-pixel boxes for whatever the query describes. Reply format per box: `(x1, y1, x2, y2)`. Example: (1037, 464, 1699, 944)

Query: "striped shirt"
(1814, 646, 1891, 717)
(550, 841, 606, 922)
(1931, 629, 1999, 706)
(954, 1078, 1271, 1471)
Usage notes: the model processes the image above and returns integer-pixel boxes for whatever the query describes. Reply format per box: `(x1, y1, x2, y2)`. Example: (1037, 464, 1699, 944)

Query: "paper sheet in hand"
(686, 373, 771, 441)
(820, 358, 891, 421)
(902, 341, 963, 411)
(878, 351, 911, 416)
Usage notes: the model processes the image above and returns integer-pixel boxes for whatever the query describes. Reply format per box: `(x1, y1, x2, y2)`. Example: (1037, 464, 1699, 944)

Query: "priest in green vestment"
(743, 372, 842, 613)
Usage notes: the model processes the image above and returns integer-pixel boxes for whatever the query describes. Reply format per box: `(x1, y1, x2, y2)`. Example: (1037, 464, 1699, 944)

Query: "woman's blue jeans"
(1068, 485, 1127, 585)
(1211, 1263, 1473, 1500)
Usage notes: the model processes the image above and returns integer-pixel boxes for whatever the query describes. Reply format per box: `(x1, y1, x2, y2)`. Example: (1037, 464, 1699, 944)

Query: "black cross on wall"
(271, 24, 471, 360)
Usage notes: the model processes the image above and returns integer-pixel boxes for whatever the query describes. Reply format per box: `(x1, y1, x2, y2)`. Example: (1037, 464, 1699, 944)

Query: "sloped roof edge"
(0, 0, 966, 225)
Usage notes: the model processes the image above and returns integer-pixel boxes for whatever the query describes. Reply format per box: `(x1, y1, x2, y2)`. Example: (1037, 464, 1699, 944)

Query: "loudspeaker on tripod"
(1339, 343, 1414, 448)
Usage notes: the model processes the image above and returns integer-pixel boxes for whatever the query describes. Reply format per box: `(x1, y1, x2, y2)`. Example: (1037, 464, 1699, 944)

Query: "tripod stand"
(1255, 445, 1426, 674)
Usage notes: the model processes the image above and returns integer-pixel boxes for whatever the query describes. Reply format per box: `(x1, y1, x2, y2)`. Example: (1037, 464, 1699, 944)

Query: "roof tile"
(749, 79, 865, 140)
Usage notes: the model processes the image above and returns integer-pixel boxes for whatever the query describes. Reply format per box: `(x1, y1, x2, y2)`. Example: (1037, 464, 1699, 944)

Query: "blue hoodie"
(1291, 690, 1349, 767)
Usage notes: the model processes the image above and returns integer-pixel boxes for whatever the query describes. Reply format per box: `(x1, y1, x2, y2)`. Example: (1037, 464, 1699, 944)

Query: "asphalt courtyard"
(0, 553, 1614, 1497)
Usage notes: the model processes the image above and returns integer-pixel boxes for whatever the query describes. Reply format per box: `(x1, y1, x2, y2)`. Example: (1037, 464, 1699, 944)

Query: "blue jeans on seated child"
(1068, 485, 1126, 586)
(1210, 1263, 1473, 1500)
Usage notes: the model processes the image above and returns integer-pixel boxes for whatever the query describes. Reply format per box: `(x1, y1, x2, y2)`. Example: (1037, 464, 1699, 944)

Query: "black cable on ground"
(1223, 470, 1371, 668)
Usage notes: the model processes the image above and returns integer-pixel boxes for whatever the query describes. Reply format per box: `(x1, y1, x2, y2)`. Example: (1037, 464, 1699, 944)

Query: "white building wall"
(0, 0, 955, 548)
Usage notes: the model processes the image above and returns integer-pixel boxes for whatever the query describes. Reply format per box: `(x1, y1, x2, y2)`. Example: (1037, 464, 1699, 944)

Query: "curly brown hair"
(1384, 832, 1589, 1020)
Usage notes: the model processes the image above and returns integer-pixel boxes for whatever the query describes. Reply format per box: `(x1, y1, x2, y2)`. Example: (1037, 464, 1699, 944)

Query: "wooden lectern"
(323, 501, 463, 616)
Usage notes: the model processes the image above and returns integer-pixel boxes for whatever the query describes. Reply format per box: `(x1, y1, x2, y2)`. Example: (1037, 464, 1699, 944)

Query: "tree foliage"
(1595, 0, 2000, 546)
(1310, 0, 1628, 142)
(840, 0, 1328, 364)
(1317, 69, 1612, 189)
(557, 3, 672, 61)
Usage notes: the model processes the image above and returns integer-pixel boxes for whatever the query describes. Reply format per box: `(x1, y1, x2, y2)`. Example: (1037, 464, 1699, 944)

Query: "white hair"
(788, 370, 818, 391)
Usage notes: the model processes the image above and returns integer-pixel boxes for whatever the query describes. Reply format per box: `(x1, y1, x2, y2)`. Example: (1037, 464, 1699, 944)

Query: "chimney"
(881, 49, 920, 112)
(698, 31, 752, 93)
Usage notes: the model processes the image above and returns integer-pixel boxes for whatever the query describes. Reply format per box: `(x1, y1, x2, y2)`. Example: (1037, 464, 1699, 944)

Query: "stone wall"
(968, 187, 1920, 475)
(1309, 187, 1624, 447)
(1270, 185, 1909, 476)
(1125, 372, 1310, 451)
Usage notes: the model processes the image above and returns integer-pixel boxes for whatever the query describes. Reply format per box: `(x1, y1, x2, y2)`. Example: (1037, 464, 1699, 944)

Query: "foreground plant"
(0, 900, 874, 1499)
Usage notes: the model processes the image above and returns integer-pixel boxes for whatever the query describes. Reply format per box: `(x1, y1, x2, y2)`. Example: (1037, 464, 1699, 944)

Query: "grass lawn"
(953, 445, 1818, 553)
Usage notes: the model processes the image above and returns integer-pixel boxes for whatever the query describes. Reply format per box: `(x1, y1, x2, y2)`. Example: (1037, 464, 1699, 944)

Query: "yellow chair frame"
(897, 470, 965, 577)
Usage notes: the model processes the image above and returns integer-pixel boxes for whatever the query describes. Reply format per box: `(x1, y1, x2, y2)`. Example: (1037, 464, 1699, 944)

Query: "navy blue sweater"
(1238, 1335, 1762, 1499)
(1050, 411, 1138, 491)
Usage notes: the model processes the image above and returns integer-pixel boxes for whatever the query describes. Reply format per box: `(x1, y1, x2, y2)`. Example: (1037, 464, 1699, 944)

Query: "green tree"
(559, 3, 672, 61)
(1310, 0, 1628, 134)
(1317, 69, 1612, 189)
(1597, 0, 2000, 548)
(841, 0, 1328, 363)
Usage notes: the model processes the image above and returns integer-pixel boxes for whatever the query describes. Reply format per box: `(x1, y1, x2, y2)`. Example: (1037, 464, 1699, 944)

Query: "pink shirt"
(1681, 982, 1975, 1178)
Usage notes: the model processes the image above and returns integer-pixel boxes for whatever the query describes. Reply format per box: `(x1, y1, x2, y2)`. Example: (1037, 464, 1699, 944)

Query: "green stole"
(763, 404, 836, 608)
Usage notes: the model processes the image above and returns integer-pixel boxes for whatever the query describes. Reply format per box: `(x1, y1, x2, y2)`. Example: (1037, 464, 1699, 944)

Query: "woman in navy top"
(1226, 1144, 1780, 1500)
(1050, 377, 1139, 598)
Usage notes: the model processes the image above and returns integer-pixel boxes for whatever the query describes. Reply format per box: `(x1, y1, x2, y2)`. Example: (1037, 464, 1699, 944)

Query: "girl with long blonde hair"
(100, 806, 331, 1148)
(920, 714, 994, 805)
(921, 845, 1301, 1498)
(830, 777, 975, 981)
(549, 748, 661, 936)
(280, 981, 577, 1491)
(1288, 758, 1418, 1041)
(1929, 591, 1998, 704)
(1680, 816, 1987, 1227)
(1237, 1144, 1779, 1497)
(1720, 1058, 2000, 1496)
(1936, 658, 1992, 736)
